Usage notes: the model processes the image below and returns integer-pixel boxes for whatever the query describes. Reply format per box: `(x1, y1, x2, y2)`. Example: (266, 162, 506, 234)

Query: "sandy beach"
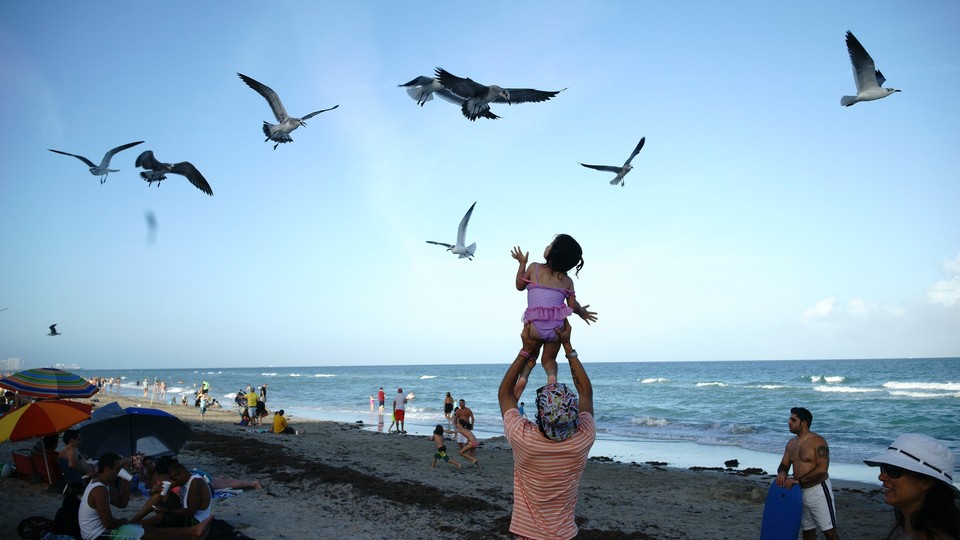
(2, 395, 892, 539)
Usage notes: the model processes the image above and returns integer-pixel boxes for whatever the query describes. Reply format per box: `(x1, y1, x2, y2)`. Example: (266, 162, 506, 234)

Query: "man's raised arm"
(498, 324, 541, 417)
(557, 321, 592, 416)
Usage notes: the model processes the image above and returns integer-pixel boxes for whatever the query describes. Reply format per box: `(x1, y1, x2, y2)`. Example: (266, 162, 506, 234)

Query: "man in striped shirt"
(498, 321, 595, 540)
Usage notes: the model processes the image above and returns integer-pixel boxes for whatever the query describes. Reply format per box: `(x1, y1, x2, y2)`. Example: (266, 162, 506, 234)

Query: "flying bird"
(434, 68, 564, 121)
(48, 141, 144, 183)
(426, 201, 477, 260)
(841, 31, 900, 107)
(48, 324, 61, 336)
(135, 151, 213, 196)
(579, 137, 646, 187)
(398, 76, 461, 107)
(237, 72, 339, 149)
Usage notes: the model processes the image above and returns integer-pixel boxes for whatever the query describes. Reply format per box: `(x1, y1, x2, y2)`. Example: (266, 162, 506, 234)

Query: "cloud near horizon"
(927, 252, 960, 307)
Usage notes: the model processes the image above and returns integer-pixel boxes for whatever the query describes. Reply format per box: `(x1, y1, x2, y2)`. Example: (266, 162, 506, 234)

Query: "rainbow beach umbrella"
(0, 367, 99, 399)
(0, 400, 92, 443)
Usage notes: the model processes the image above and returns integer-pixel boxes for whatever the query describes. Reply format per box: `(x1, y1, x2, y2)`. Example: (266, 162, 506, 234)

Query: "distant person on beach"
(518, 401, 526, 419)
(245, 387, 259, 425)
(378, 387, 385, 413)
(863, 433, 960, 540)
(455, 399, 474, 430)
(272, 410, 299, 435)
(775, 407, 839, 540)
(393, 388, 407, 434)
(80, 452, 211, 540)
(499, 321, 595, 540)
(443, 392, 454, 421)
(511, 235, 597, 393)
(431, 425, 461, 471)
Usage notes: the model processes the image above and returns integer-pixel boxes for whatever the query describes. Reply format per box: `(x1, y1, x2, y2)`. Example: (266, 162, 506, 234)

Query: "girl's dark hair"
(434, 425, 444, 435)
(545, 234, 584, 277)
(885, 481, 960, 540)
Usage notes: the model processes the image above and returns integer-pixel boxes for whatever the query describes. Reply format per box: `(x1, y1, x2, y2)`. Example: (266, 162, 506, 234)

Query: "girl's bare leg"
(541, 340, 561, 385)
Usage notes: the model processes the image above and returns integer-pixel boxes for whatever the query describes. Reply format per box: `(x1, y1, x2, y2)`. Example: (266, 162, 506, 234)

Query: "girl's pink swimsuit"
(521, 263, 574, 342)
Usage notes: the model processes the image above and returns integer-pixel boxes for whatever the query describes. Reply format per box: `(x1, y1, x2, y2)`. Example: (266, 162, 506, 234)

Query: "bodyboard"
(760, 482, 802, 540)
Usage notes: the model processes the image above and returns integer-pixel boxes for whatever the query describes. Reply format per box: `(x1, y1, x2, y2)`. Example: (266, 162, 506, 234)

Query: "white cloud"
(927, 253, 960, 307)
(800, 297, 836, 323)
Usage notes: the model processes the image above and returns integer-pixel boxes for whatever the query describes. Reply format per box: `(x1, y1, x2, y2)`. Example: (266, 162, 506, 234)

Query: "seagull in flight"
(398, 75, 462, 107)
(237, 72, 339, 149)
(580, 137, 646, 187)
(48, 324, 61, 336)
(434, 68, 564, 121)
(426, 202, 477, 260)
(135, 151, 213, 196)
(48, 141, 144, 183)
(841, 31, 900, 107)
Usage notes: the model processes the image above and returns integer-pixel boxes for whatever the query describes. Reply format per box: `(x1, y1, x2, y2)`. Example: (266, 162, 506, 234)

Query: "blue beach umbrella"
(78, 402, 192, 458)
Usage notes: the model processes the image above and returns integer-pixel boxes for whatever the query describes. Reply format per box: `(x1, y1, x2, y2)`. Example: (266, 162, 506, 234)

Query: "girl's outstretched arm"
(566, 294, 598, 324)
(511, 246, 529, 290)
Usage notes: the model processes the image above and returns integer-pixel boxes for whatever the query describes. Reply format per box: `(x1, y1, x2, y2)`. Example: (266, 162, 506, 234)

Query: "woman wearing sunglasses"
(864, 433, 960, 539)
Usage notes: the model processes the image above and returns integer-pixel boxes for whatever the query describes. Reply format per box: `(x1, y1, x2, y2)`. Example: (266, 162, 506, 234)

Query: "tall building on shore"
(1, 357, 23, 372)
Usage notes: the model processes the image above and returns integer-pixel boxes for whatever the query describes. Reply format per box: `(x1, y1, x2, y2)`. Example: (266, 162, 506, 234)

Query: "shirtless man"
(59, 429, 94, 478)
(775, 407, 839, 540)
(455, 399, 474, 430)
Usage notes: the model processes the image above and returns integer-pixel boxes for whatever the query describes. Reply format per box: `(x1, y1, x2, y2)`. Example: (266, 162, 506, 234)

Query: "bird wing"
(456, 202, 476, 246)
(100, 141, 145, 168)
(171, 162, 213, 196)
(875, 70, 887, 87)
(494, 87, 565, 104)
(399, 76, 436, 88)
(435, 68, 488, 99)
(49, 324, 57, 332)
(622, 137, 646, 167)
(845, 31, 880, 92)
(580, 163, 621, 173)
(238, 73, 289, 122)
(435, 87, 464, 105)
(300, 104, 339, 121)
(426, 241, 454, 249)
(48, 149, 96, 168)
(135, 150, 162, 170)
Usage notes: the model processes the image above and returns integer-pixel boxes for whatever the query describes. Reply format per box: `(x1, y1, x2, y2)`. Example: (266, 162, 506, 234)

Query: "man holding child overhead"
(498, 321, 595, 540)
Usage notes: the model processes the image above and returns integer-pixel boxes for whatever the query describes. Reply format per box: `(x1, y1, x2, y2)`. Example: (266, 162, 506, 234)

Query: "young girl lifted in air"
(511, 234, 597, 393)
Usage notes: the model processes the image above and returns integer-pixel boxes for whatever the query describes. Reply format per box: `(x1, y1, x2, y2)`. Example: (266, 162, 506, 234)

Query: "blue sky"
(1, 2, 958, 369)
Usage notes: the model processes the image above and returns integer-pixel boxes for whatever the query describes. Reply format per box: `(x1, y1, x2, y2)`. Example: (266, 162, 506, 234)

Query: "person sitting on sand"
(498, 321, 595, 540)
(79, 452, 211, 540)
(456, 419, 481, 469)
(431, 425, 461, 471)
(272, 409, 299, 435)
(59, 429, 94, 479)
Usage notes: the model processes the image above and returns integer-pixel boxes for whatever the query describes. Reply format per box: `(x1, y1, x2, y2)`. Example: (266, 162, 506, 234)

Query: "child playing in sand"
(511, 234, 597, 392)
(431, 425, 461, 470)
(456, 420, 481, 469)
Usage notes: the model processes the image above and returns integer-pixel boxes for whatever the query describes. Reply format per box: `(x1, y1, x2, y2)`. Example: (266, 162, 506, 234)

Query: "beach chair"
(31, 451, 62, 485)
(57, 456, 86, 486)
(11, 450, 34, 480)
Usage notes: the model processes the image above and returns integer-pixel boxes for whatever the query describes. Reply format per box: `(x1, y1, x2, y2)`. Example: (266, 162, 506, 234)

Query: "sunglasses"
(880, 464, 906, 479)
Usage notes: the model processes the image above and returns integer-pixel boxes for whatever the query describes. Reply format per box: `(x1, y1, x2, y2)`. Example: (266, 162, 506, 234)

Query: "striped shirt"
(503, 408, 596, 540)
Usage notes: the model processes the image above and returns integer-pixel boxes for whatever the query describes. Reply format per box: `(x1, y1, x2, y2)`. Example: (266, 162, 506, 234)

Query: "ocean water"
(84, 357, 959, 486)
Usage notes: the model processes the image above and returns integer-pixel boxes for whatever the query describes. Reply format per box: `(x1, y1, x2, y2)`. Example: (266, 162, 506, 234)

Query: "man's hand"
(520, 323, 540, 353)
(557, 319, 572, 344)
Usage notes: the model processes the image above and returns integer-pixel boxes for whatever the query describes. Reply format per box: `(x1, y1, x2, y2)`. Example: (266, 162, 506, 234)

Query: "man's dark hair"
(155, 455, 179, 475)
(791, 407, 813, 427)
(62, 429, 80, 444)
(98, 452, 122, 471)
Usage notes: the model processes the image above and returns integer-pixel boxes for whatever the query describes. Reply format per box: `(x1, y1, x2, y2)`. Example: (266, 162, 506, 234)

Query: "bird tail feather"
(461, 243, 477, 258)
(840, 95, 857, 107)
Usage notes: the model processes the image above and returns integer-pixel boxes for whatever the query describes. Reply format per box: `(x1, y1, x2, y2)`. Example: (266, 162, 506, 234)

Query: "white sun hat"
(864, 433, 959, 497)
